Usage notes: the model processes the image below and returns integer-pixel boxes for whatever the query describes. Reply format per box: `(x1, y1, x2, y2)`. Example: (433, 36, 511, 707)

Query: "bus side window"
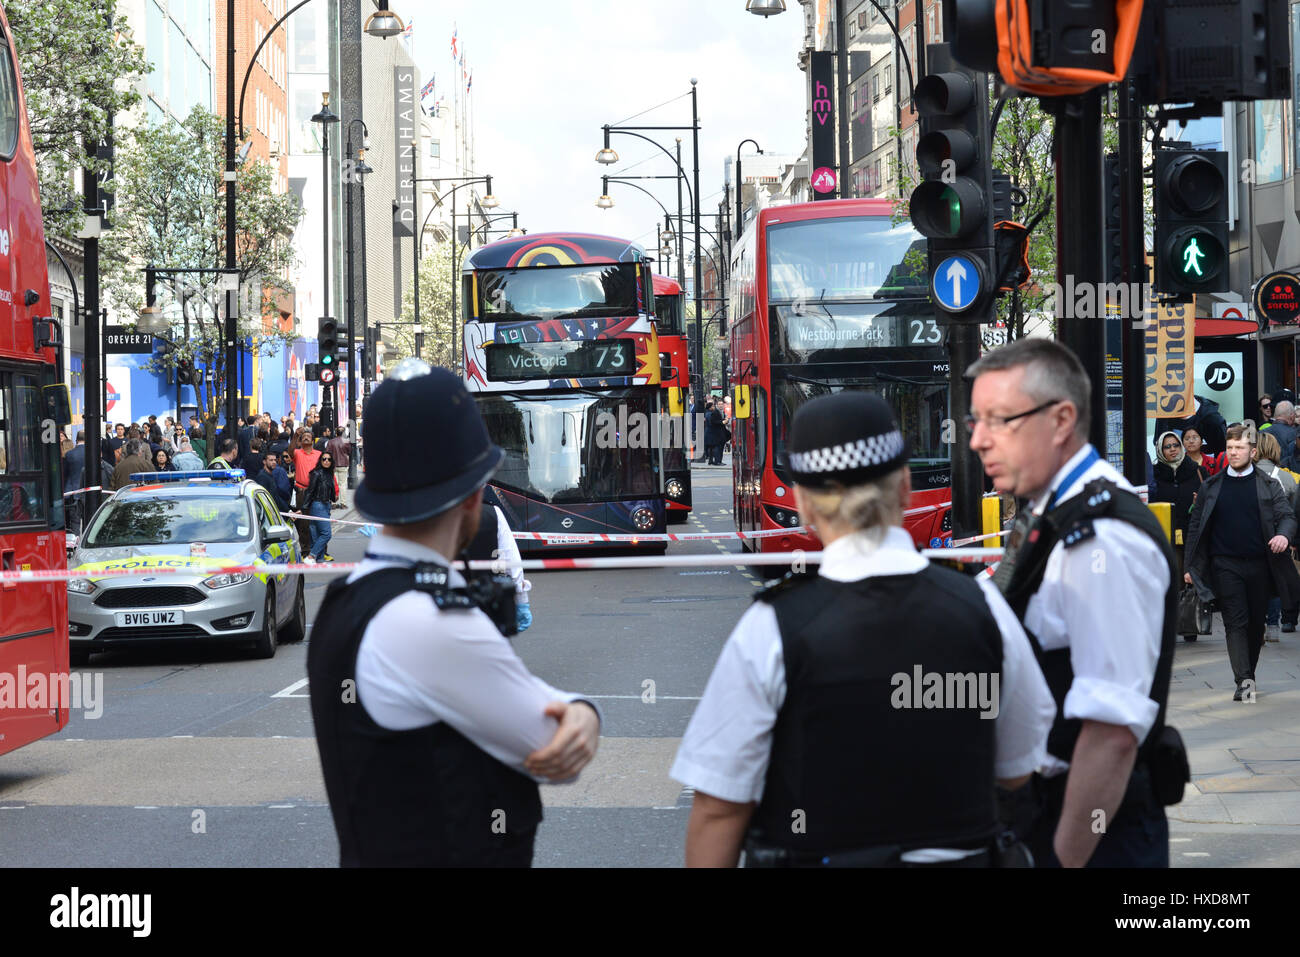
(0, 371, 47, 526)
(0, 37, 18, 158)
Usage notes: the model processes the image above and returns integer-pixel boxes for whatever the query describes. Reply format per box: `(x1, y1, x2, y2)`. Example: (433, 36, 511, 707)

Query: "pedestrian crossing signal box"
(1154, 148, 1229, 297)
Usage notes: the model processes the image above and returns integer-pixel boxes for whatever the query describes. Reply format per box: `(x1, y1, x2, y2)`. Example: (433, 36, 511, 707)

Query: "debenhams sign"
(393, 66, 415, 238)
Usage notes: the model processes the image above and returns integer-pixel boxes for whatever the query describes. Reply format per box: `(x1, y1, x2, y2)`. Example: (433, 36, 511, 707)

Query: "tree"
(389, 238, 463, 369)
(102, 106, 304, 449)
(6, 0, 150, 238)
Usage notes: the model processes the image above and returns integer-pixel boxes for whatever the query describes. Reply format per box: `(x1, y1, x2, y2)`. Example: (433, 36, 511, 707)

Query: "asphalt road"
(0, 462, 750, 868)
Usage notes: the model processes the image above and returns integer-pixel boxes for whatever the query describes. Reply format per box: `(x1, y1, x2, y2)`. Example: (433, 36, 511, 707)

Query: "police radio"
(411, 561, 519, 638)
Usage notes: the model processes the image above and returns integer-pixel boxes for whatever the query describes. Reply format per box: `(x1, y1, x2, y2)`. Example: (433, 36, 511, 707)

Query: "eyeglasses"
(1161, 442, 1181, 450)
(964, 399, 1065, 434)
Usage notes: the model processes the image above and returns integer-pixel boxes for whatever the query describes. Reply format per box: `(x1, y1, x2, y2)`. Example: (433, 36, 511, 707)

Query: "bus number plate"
(115, 610, 183, 627)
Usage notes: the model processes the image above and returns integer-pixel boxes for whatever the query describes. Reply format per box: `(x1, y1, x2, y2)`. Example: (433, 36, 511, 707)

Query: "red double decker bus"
(729, 198, 953, 560)
(0, 6, 72, 756)
(652, 274, 691, 523)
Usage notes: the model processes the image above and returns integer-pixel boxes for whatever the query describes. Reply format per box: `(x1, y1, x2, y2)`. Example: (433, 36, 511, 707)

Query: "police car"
(67, 470, 306, 665)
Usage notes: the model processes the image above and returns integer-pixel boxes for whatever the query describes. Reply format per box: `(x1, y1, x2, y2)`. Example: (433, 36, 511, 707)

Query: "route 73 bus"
(1, 5, 74, 756)
(729, 198, 953, 560)
(653, 274, 691, 523)
(462, 233, 667, 551)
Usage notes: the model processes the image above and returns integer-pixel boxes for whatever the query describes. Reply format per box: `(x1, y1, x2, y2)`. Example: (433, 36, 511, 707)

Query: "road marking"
(1182, 852, 1211, 857)
(1170, 837, 1193, 843)
(0, 806, 25, 810)
(134, 806, 160, 810)
(272, 678, 310, 699)
(171, 735, 194, 738)
(268, 804, 296, 809)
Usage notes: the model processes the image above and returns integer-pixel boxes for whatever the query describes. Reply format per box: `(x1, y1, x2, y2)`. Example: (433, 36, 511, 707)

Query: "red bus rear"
(0, 6, 70, 756)
(729, 198, 953, 559)
(653, 274, 691, 522)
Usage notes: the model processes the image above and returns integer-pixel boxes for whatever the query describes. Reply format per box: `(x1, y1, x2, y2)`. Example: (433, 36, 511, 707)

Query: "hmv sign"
(809, 51, 835, 201)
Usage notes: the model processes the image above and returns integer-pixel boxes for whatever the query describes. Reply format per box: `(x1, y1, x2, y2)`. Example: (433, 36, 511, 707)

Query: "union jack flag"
(400, 19, 413, 39)
(420, 76, 436, 100)
(466, 70, 473, 93)
(450, 26, 458, 58)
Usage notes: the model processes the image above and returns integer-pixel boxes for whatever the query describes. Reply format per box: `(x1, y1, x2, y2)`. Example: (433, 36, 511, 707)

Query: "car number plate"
(114, 609, 184, 627)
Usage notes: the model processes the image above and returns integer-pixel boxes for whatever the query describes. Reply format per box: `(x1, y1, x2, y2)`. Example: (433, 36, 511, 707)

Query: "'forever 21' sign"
(104, 326, 153, 354)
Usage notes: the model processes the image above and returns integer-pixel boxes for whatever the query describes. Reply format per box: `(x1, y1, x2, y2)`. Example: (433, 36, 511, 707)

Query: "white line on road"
(268, 804, 296, 809)
(1182, 852, 1211, 857)
(1170, 837, 1193, 843)
(272, 678, 310, 699)
(134, 806, 160, 810)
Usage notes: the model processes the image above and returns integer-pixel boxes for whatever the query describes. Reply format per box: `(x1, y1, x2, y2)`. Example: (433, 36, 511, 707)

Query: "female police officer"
(308, 360, 598, 867)
(670, 392, 1054, 867)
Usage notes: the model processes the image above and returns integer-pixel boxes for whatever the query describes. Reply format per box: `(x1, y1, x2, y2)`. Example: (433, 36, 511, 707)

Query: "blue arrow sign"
(932, 254, 982, 312)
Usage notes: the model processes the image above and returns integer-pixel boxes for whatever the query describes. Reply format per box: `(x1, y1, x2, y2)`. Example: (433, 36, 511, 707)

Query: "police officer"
(671, 392, 1054, 867)
(307, 360, 599, 867)
(967, 338, 1185, 868)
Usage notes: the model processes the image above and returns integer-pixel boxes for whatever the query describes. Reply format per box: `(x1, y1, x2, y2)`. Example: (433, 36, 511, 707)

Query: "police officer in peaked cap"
(671, 391, 1054, 867)
(308, 359, 601, 867)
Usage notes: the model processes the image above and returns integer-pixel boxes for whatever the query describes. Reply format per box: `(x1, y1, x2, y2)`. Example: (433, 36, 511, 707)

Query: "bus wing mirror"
(734, 384, 752, 420)
(44, 383, 72, 427)
(668, 386, 684, 417)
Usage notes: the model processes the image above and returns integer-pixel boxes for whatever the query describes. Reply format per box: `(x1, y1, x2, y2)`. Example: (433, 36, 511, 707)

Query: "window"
(429, 139, 441, 159)
(255, 493, 279, 540)
(872, 74, 880, 102)
(884, 65, 893, 93)
(1254, 100, 1288, 183)
(0, 34, 18, 159)
(146, 1, 165, 99)
(0, 370, 49, 526)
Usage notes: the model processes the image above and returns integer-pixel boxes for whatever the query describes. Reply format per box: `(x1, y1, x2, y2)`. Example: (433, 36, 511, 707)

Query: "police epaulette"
(754, 569, 818, 603)
(1060, 519, 1096, 548)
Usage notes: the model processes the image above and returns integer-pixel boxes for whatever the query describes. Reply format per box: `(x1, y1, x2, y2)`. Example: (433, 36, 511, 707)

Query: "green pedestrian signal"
(1182, 237, 1205, 276)
(1166, 227, 1224, 288)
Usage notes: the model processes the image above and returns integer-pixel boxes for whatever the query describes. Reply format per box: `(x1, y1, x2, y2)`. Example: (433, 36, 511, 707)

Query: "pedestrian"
(704, 400, 727, 466)
(1253, 430, 1300, 641)
(266, 421, 289, 458)
(171, 438, 203, 472)
(967, 337, 1184, 867)
(1184, 425, 1300, 697)
(188, 427, 207, 462)
(1258, 394, 1275, 427)
(153, 447, 175, 473)
(292, 427, 321, 504)
(307, 359, 601, 867)
(1155, 393, 1227, 455)
(303, 451, 338, 562)
(1181, 427, 1223, 476)
(326, 425, 351, 508)
(240, 436, 265, 477)
(255, 449, 292, 513)
(106, 423, 126, 458)
(208, 437, 239, 470)
(62, 431, 87, 534)
(463, 501, 533, 633)
(1263, 401, 1299, 470)
(671, 391, 1054, 867)
(111, 439, 155, 491)
(690, 393, 707, 462)
(1150, 431, 1202, 571)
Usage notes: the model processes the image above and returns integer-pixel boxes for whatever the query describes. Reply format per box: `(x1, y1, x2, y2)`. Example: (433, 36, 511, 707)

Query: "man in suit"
(1185, 425, 1300, 701)
(63, 431, 87, 533)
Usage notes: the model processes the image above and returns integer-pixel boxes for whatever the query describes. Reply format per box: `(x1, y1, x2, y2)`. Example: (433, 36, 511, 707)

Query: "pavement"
(1163, 619, 1300, 866)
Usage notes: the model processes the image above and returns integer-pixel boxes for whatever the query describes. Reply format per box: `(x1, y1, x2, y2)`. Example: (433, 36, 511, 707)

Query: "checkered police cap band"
(788, 429, 906, 475)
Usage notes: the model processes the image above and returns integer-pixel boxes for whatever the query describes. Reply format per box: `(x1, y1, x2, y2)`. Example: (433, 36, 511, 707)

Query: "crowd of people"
(60, 404, 356, 564)
(1148, 390, 1300, 699)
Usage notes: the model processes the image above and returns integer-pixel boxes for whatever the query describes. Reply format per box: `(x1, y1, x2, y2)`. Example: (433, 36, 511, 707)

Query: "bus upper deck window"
(0, 39, 18, 158)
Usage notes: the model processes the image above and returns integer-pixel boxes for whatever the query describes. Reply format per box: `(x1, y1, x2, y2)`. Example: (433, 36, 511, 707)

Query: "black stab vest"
(307, 567, 542, 867)
(998, 479, 1178, 764)
(751, 565, 1003, 854)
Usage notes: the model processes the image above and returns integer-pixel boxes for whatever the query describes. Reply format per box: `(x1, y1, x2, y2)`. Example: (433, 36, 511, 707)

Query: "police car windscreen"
(766, 217, 926, 302)
(478, 264, 639, 320)
(83, 496, 254, 547)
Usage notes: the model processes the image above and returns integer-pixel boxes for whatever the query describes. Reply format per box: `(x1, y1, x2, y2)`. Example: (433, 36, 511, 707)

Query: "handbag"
(1176, 584, 1202, 636)
(1196, 598, 1213, 635)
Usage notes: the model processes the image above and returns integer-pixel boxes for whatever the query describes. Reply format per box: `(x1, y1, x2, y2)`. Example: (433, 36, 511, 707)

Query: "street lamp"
(735, 139, 762, 234)
(363, 0, 406, 38)
(311, 92, 339, 431)
(745, 0, 787, 16)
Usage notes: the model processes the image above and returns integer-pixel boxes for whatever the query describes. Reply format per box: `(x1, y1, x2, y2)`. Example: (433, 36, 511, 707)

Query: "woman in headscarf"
(1151, 430, 1202, 577)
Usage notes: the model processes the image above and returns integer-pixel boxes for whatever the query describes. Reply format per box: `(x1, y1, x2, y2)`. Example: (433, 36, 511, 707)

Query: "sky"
(405, 0, 809, 254)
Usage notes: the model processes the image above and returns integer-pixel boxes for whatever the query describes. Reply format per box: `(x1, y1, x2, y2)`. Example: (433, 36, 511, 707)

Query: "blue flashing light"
(129, 469, 247, 484)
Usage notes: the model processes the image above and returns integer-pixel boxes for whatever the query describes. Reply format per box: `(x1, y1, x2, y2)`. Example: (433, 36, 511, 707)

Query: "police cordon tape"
(0, 547, 1005, 583)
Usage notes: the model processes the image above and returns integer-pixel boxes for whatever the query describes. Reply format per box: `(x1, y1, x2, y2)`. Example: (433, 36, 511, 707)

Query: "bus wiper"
(875, 371, 932, 387)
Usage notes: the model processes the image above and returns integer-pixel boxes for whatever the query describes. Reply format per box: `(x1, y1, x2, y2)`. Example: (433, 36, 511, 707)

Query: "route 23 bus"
(462, 233, 668, 551)
(729, 198, 953, 560)
(0, 5, 74, 756)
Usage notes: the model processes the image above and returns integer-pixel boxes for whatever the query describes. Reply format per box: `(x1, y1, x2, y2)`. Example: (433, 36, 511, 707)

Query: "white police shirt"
(670, 525, 1055, 806)
(1022, 444, 1169, 777)
(351, 533, 592, 781)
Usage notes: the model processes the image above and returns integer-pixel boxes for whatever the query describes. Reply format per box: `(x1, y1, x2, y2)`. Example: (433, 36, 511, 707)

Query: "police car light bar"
(129, 469, 247, 484)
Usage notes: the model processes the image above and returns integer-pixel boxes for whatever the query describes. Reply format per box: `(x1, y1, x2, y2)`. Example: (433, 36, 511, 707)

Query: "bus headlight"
(632, 507, 656, 531)
(764, 505, 803, 529)
(666, 479, 684, 500)
(67, 578, 96, 595)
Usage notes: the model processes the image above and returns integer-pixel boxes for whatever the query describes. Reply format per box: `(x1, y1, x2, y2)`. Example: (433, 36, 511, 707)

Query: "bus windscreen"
(478, 263, 640, 320)
(767, 217, 927, 302)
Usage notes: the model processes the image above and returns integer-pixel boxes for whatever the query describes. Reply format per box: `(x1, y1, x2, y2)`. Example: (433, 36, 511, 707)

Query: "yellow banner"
(1144, 297, 1193, 419)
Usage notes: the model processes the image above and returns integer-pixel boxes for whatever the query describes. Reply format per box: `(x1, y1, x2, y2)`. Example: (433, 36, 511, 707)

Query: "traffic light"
(317, 317, 339, 374)
(176, 357, 194, 386)
(1153, 147, 1229, 296)
(908, 43, 995, 320)
(305, 363, 320, 382)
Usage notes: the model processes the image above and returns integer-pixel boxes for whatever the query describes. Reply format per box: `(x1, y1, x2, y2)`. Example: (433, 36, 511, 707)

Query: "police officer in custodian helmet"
(308, 360, 601, 867)
(671, 392, 1054, 867)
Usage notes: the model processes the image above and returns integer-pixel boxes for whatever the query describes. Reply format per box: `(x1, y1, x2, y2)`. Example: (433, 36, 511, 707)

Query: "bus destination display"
(486, 339, 635, 381)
